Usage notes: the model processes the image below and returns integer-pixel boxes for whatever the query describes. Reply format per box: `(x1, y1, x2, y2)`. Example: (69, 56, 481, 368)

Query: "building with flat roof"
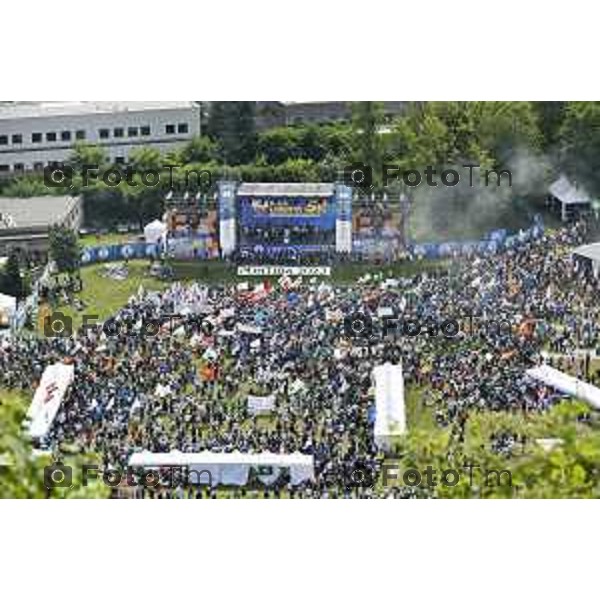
(0, 195, 82, 258)
(0, 101, 201, 174)
(254, 101, 408, 129)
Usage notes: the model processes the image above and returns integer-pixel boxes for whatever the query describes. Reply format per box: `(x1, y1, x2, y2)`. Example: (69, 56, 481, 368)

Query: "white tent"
(573, 242, 600, 278)
(372, 362, 407, 451)
(0, 292, 16, 326)
(144, 219, 167, 244)
(526, 364, 600, 409)
(128, 451, 315, 486)
(26, 363, 75, 438)
(549, 175, 592, 221)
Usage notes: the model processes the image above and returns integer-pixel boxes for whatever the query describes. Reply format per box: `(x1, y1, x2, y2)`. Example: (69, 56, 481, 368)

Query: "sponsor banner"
(81, 243, 162, 264)
(247, 394, 276, 415)
(27, 363, 75, 439)
(238, 196, 336, 228)
(237, 265, 331, 277)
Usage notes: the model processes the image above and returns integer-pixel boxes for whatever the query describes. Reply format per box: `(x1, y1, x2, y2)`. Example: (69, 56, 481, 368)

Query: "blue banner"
(238, 195, 337, 228)
(81, 243, 161, 264)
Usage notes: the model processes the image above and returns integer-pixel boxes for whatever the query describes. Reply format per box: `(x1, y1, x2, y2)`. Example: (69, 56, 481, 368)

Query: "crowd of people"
(1, 220, 599, 498)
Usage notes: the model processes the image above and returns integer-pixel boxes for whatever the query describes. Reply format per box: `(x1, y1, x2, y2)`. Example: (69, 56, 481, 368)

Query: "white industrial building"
(0, 101, 201, 173)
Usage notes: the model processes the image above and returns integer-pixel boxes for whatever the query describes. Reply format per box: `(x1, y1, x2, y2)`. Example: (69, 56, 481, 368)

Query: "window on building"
(99, 128, 110, 139)
(76, 130, 86, 140)
(165, 124, 176, 134)
(0, 135, 8, 145)
(0, 165, 9, 172)
(61, 131, 71, 141)
(47, 132, 57, 142)
(32, 132, 42, 143)
(177, 123, 189, 134)
(12, 134, 22, 144)
(114, 127, 124, 138)
(13, 163, 25, 172)
(141, 125, 151, 136)
(128, 127, 138, 137)
(33, 162, 44, 171)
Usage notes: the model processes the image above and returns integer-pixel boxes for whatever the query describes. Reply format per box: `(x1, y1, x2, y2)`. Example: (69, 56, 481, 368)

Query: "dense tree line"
(0, 102, 598, 228)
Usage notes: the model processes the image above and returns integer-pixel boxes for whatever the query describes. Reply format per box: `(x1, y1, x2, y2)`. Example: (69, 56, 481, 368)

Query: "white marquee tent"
(549, 175, 592, 221)
(26, 363, 75, 438)
(0, 292, 16, 327)
(526, 364, 600, 409)
(372, 362, 407, 451)
(144, 219, 167, 244)
(128, 450, 315, 486)
(573, 242, 600, 278)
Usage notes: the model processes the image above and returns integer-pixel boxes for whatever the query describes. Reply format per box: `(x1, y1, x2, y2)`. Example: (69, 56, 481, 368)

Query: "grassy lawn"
(79, 233, 140, 248)
(0, 388, 31, 410)
(39, 256, 453, 335)
(45, 260, 169, 331)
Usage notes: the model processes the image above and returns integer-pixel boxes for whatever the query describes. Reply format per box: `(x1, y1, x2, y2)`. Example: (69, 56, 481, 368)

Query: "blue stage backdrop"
(238, 195, 337, 228)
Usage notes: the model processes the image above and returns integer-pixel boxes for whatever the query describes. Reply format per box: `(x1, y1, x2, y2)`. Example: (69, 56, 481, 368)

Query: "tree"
(2, 176, 50, 198)
(49, 225, 80, 276)
(0, 390, 108, 499)
(67, 141, 108, 172)
(559, 101, 600, 195)
(351, 102, 385, 183)
(127, 147, 162, 172)
(535, 101, 567, 149)
(180, 136, 219, 164)
(207, 102, 257, 165)
(0, 251, 28, 301)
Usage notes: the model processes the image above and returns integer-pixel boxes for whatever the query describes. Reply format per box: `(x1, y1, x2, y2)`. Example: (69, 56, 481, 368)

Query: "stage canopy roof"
(573, 242, 600, 263)
(526, 364, 600, 409)
(128, 450, 315, 486)
(237, 182, 335, 197)
(549, 175, 592, 206)
(373, 362, 407, 451)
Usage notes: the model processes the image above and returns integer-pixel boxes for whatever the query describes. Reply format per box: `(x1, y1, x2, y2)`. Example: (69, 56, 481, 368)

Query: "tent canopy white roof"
(0, 292, 16, 312)
(129, 450, 314, 467)
(526, 364, 600, 409)
(143, 219, 167, 243)
(549, 175, 592, 206)
(144, 219, 166, 232)
(573, 242, 600, 263)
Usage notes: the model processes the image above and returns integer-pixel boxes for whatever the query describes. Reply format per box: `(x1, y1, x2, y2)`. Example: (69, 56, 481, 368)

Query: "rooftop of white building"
(0, 101, 198, 121)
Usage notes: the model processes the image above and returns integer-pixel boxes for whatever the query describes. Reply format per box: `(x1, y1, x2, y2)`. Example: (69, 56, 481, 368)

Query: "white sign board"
(247, 394, 276, 415)
(237, 266, 331, 277)
(27, 363, 75, 439)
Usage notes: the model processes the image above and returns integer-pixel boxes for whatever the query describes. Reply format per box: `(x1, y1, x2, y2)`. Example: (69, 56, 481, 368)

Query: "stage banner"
(81, 243, 161, 264)
(218, 181, 237, 257)
(237, 265, 331, 277)
(247, 394, 276, 415)
(27, 363, 75, 439)
(238, 195, 336, 228)
(335, 183, 353, 253)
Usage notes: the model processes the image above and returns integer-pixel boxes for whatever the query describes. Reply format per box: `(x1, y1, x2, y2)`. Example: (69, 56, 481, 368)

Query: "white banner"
(27, 363, 75, 439)
(247, 394, 276, 415)
(128, 451, 315, 486)
(237, 266, 331, 277)
(372, 362, 407, 451)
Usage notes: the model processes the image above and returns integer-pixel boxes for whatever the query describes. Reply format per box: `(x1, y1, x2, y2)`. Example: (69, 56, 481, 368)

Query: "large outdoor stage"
(218, 181, 353, 259)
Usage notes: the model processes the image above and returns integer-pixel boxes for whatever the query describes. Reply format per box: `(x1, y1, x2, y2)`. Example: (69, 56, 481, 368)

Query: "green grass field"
(46, 260, 168, 331)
